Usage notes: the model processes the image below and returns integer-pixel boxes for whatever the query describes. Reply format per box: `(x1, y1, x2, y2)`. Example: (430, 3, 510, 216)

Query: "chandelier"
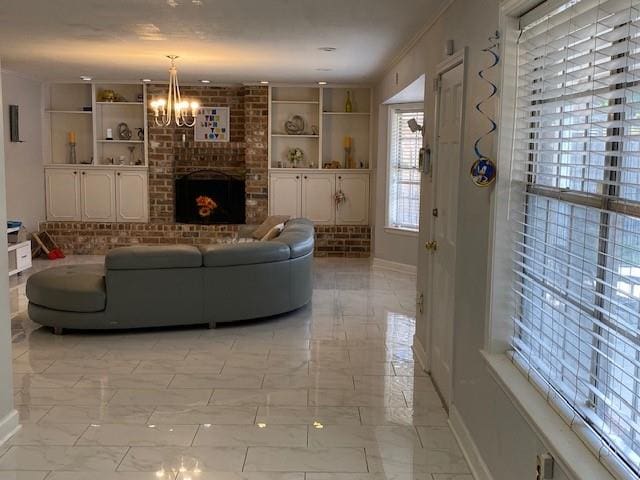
(150, 55, 200, 127)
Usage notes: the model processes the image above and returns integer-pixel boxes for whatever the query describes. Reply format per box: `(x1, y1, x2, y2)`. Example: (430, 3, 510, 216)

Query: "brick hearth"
(39, 85, 371, 258)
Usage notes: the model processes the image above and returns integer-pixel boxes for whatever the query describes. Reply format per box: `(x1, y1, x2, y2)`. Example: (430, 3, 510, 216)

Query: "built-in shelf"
(7, 227, 20, 234)
(45, 110, 92, 114)
(323, 112, 371, 116)
(96, 101, 144, 105)
(97, 140, 144, 144)
(272, 100, 320, 105)
(271, 134, 319, 138)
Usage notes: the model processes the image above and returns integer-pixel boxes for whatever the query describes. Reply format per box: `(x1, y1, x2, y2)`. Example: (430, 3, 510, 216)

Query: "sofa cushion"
(26, 264, 106, 313)
(273, 219, 315, 259)
(201, 242, 291, 267)
(106, 245, 202, 270)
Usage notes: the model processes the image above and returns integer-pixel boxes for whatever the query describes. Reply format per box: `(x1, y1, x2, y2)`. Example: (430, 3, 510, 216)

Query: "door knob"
(425, 240, 438, 251)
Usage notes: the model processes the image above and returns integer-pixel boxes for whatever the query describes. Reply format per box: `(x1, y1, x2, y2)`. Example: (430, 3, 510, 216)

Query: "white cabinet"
(45, 166, 148, 223)
(80, 169, 116, 222)
(116, 170, 149, 223)
(336, 173, 369, 225)
(270, 171, 369, 225)
(302, 173, 335, 225)
(270, 172, 302, 218)
(45, 168, 81, 221)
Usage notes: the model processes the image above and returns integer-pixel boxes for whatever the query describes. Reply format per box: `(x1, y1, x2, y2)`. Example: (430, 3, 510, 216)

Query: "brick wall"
(38, 222, 371, 257)
(146, 84, 268, 224)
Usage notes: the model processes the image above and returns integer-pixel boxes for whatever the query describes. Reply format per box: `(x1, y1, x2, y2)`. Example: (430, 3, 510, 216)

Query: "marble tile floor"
(2, 256, 471, 480)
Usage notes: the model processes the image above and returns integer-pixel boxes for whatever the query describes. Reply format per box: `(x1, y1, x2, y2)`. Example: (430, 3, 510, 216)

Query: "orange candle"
(343, 136, 352, 149)
(68, 131, 76, 144)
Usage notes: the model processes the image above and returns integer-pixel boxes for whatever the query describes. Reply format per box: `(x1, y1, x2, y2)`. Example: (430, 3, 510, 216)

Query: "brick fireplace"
(39, 84, 371, 257)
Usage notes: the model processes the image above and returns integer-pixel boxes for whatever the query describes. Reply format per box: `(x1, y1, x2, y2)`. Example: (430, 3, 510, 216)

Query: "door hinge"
(432, 208, 438, 217)
(417, 293, 424, 314)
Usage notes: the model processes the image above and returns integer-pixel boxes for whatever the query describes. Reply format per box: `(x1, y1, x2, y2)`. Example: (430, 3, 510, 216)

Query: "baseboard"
(449, 404, 494, 480)
(412, 333, 428, 373)
(372, 257, 417, 275)
(0, 409, 19, 446)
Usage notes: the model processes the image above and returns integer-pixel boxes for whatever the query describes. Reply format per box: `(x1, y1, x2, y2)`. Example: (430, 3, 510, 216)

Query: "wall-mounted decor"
(194, 106, 229, 142)
(9, 105, 22, 143)
(471, 31, 500, 187)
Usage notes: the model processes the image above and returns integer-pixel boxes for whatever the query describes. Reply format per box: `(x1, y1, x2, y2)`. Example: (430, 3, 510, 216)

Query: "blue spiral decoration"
(474, 31, 500, 160)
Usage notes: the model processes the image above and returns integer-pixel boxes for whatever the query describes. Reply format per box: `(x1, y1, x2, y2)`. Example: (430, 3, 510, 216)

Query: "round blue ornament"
(470, 157, 496, 187)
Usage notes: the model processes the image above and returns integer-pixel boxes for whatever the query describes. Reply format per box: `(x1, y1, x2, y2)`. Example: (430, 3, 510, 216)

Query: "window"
(387, 106, 423, 231)
(513, 0, 640, 476)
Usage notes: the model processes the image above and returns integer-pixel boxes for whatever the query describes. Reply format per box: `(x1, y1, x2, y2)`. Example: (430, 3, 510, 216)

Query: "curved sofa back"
(97, 218, 315, 328)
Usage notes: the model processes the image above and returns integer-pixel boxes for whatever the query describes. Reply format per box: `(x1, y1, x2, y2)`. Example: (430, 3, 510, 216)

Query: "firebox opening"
(175, 170, 245, 225)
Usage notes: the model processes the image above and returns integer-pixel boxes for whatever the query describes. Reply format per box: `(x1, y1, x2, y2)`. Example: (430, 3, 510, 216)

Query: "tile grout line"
(114, 445, 131, 472)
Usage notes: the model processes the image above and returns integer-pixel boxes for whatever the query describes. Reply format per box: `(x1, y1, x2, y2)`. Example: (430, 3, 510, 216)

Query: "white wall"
(374, 1, 573, 478)
(1, 70, 44, 232)
(0, 60, 20, 444)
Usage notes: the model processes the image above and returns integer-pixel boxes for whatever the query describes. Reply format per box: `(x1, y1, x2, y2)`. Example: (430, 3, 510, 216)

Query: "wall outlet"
(536, 453, 554, 479)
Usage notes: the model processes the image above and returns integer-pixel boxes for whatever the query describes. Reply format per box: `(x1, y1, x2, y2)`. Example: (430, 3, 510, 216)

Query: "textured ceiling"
(0, 0, 445, 83)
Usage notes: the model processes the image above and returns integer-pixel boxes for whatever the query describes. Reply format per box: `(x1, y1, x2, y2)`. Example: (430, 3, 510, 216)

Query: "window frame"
(385, 102, 424, 233)
(486, 1, 640, 479)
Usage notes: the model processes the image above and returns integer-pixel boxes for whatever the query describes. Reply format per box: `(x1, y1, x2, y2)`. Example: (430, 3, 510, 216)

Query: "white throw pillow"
(261, 222, 285, 241)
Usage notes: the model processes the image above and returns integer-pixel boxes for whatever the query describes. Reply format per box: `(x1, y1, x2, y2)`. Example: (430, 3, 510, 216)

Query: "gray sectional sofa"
(26, 219, 314, 333)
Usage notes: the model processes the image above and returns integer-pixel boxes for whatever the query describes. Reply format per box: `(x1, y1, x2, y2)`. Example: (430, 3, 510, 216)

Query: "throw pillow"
(261, 223, 285, 241)
(252, 215, 290, 240)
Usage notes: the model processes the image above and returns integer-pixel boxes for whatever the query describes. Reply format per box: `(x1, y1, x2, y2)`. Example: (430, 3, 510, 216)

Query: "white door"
(426, 60, 465, 407)
(80, 169, 116, 222)
(302, 173, 335, 224)
(45, 167, 81, 221)
(116, 170, 149, 223)
(270, 173, 302, 218)
(336, 173, 369, 225)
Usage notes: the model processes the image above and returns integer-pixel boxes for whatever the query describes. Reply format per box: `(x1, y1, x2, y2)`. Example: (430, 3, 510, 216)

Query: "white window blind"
(513, 1, 640, 477)
(388, 108, 423, 230)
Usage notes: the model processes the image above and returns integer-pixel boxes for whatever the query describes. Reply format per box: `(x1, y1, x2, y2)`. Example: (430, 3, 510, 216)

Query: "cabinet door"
(80, 169, 116, 222)
(270, 173, 302, 218)
(45, 168, 81, 221)
(116, 170, 149, 223)
(336, 173, 369, 225)
(302, 173, 335, 225)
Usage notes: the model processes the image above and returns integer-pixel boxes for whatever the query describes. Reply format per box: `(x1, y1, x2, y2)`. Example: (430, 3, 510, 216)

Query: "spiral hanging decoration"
(470, 31, 500, 187)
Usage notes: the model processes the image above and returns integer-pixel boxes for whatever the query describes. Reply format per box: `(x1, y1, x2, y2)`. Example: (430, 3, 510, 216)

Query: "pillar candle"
(68, 131, 76, 144)
(343, 136, 352, 149)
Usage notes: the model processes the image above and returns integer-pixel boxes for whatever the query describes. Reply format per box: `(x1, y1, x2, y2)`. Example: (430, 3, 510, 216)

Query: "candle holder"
(68, 142, 77, 164)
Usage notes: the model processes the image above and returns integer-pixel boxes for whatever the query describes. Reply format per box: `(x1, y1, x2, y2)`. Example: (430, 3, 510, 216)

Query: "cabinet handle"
(304, 175, 308, 179)
(338, 176, 342, 179)
(296, 175, 300, 179)
(81, 171, 86, 175)
(73, 171, 77, 175)
(117, 172, 121, 176)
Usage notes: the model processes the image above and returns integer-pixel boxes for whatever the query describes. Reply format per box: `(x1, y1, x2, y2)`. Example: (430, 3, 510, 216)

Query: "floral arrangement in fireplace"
(196, 195, 218, 218)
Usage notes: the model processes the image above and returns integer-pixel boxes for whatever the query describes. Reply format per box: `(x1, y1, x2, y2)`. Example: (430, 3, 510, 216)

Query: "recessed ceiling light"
(318, 47, 337, 52)
(318, 81, 328, 85)
(199, 79, 211, 84)
(80, 76, 92, 81)
(141, 78, 152, 83)
(316, 68, 332, 72)
(260, 80, 269, 85)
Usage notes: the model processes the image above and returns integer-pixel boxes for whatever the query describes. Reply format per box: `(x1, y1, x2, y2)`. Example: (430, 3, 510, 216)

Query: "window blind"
(514, 1, 640, 477)
(388, 108, 423, 230)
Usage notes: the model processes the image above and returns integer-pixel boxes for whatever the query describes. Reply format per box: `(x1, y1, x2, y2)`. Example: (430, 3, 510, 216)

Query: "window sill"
(481, 351, 620, 480)
(384, 227, 418, 237)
